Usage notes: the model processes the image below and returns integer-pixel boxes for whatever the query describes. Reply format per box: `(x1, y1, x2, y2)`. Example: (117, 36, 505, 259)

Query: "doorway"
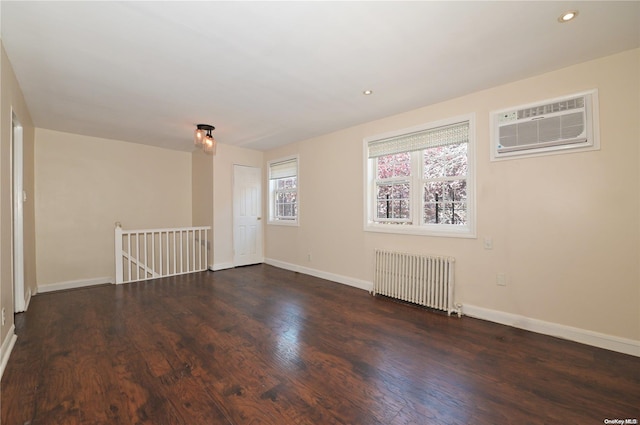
(233, 165, 263, 267)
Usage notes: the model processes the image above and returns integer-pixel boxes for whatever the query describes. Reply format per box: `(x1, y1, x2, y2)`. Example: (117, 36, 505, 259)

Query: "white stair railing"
(115, 222, 211, 284)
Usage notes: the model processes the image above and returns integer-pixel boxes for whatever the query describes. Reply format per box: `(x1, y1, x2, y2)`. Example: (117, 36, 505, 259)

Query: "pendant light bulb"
(203, 134, 216, 155)
(194, 128, 206, 147)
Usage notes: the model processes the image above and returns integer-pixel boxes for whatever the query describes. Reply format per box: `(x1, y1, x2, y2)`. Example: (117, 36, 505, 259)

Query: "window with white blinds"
(367, 122, 469, 158)
(268, 156, 299, 225)
(269, 158, 297, 180)
(364, 116, 475, 238)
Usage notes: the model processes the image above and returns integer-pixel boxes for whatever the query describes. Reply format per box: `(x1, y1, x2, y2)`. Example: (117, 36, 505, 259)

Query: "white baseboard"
(0, 325, 17, 380)
(262, 260, 638, 357)
(264, 258, 373, 292)
(210, 262, 235, 271)
(462, 304, 640, 357)
(37, 276, 113, 293)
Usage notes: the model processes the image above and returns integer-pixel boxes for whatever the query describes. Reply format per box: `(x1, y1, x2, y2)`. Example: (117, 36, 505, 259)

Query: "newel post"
(114, 222, 123, 284)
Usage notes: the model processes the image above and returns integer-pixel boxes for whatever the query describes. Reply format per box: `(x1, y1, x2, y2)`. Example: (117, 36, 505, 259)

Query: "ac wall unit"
(491, 90, 599, 160)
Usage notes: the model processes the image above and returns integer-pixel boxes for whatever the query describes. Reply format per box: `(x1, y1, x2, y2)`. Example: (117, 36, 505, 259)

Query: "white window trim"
(363, 114, 476, 238)
(268, 155, 300, 226)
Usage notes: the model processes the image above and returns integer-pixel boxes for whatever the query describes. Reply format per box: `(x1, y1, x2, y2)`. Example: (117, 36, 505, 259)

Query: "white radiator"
(373, 249, 459, 316)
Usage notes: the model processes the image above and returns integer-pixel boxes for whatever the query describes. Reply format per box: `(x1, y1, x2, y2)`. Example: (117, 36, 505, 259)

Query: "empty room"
(0, 1, 639, 424)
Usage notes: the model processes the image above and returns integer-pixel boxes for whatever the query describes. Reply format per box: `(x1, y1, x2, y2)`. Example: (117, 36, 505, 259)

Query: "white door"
(12, 112, 25, 313)
(233, 165, 263, 266)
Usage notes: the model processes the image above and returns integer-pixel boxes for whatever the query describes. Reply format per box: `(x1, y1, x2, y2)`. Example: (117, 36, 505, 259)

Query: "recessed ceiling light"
(363, 90, 373, 95)
(558, 10, 578, 23)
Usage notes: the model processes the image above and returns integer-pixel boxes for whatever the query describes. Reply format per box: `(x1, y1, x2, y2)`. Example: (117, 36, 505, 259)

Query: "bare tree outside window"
(423, 143, 467, 225)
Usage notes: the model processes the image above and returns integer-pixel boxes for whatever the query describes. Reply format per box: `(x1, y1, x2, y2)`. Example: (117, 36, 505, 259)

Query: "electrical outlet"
(307, 252, 312, 262)
(483, 237, 493, 250)
(496, 273, 507, 286)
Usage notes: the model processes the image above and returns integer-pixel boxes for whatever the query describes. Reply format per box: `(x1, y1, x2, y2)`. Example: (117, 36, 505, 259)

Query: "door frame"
(12, 110, 26, 313)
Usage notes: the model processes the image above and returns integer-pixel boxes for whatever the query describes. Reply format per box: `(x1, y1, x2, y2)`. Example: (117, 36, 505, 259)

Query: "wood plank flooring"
(2, 264, 639, 424)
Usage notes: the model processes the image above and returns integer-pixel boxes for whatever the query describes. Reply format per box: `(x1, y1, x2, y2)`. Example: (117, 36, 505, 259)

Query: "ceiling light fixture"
(363, 89, 373, 95)
(558, 10, 578, 23)
(194, 124, 216, 155)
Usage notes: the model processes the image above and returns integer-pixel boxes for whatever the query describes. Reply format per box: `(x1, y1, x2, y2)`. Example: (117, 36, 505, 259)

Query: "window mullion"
(411, 151, 422, 225)
(424, 175, 464, 184)
(377, 175, 409, 184)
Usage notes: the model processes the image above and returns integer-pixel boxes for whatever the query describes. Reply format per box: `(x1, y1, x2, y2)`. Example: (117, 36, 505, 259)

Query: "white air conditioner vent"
(491, 90, 599, 160)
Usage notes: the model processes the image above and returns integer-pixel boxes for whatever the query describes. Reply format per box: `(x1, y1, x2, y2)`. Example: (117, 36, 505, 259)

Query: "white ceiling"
(1, 1, 639, 152)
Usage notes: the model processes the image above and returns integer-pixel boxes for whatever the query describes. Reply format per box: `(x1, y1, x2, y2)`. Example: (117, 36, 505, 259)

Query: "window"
(365, 115, 475, 237)
(268, 156, 298, 225)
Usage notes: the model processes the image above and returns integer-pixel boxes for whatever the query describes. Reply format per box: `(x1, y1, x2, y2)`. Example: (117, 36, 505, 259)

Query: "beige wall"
(1, 42, 35, 349)
(192, 150, 214, 268)
(35, 129, 192, 287)
(265, 49, 640, 343)
(0, 40, 635, 359)
(212, 143, 263, 269)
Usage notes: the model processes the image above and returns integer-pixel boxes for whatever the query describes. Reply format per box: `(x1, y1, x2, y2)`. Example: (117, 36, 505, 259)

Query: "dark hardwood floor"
(2, 264, 638, 425)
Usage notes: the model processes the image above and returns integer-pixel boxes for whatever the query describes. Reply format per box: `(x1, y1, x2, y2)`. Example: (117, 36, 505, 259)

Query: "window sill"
(364, 222, 476, 239)
(268, 220, 299, 227)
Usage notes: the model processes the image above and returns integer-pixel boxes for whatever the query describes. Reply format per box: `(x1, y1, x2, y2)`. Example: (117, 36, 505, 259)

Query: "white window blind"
(269, 158, 297, 179)
(368, 121, 469, 158)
